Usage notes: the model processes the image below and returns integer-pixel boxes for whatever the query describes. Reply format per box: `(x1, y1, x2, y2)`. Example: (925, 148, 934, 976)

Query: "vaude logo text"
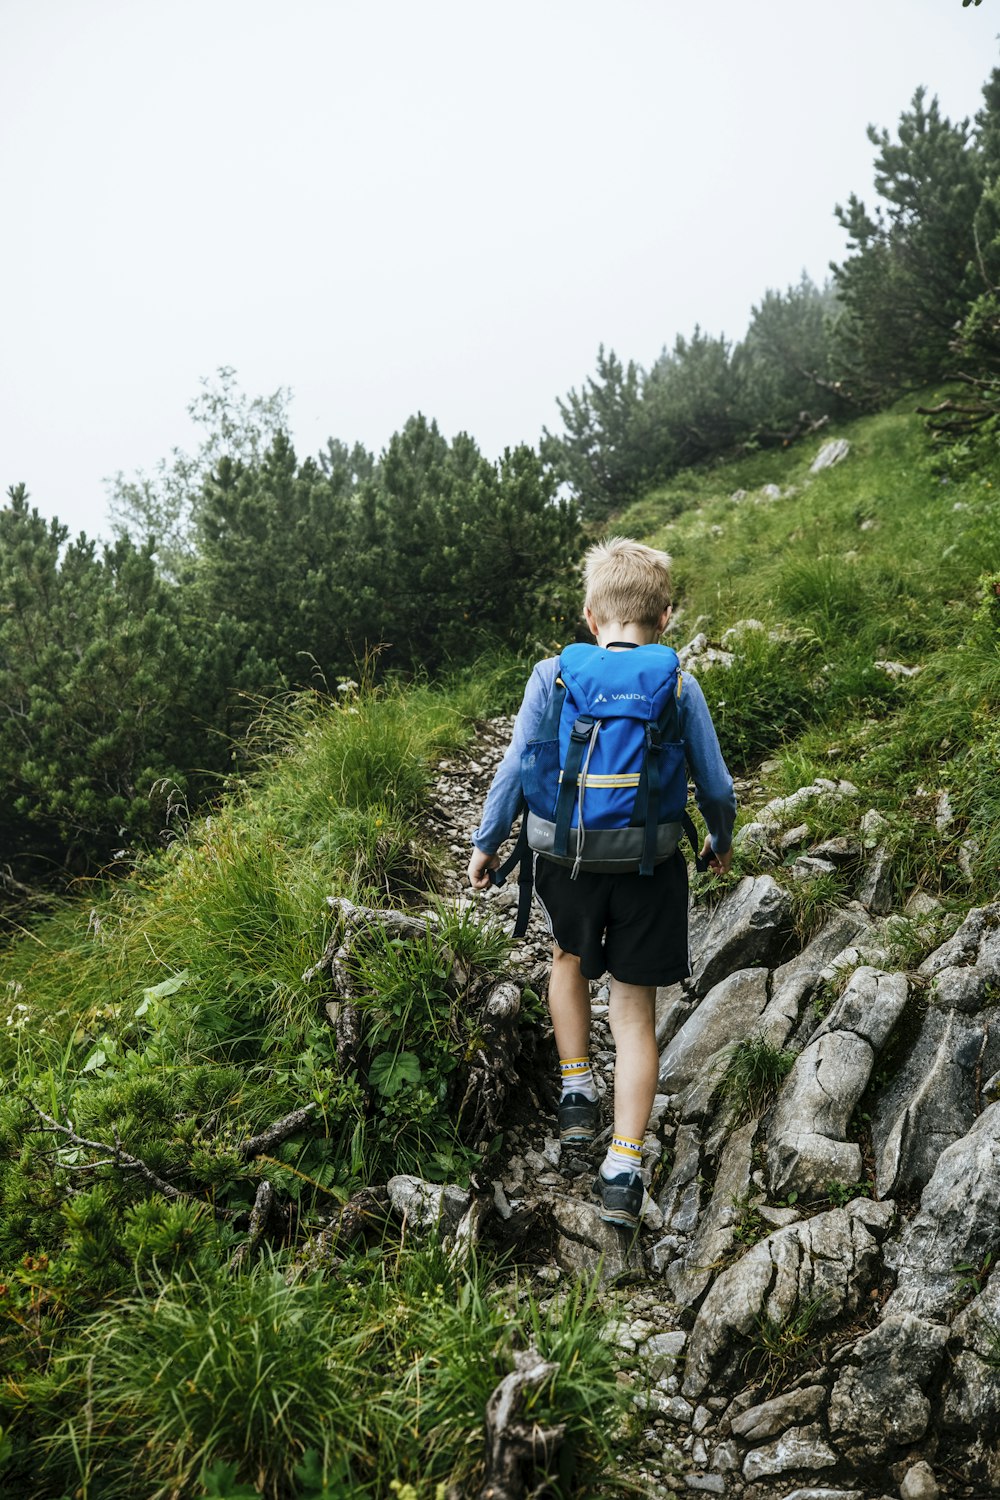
(611, 692, 648, 701)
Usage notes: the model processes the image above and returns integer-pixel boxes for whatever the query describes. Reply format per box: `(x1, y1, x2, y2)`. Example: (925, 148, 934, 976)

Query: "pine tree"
(832, 88, 984, 396)
(0, 487, 216, 884)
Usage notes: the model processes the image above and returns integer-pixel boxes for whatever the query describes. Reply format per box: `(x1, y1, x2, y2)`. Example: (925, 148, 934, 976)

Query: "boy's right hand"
(468, 848, 500, 890)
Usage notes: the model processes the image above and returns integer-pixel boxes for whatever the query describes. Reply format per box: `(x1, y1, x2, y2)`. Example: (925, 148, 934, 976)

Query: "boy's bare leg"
(547, 943, 591, 1059)
(607, 979, 657, 1143)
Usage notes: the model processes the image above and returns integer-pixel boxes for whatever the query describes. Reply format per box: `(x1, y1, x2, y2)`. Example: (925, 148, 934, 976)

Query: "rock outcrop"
(430, 740, 1000, 1497)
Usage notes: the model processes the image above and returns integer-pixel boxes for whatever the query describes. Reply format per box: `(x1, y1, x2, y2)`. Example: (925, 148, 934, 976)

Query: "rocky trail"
(346, 716, 1000, 1500)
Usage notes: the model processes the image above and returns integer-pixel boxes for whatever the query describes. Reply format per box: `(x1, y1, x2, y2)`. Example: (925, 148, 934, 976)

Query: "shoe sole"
(560, 1127, 596, 1144)
(598, 1207, 640, 1227)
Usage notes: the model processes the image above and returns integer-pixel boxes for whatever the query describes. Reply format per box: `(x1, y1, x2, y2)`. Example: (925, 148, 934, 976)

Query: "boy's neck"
(593, 620, 659, 649)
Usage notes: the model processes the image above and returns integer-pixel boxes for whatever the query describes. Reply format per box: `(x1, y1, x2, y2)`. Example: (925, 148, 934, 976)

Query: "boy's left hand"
(700, 837, 733, 876)
(468, 848, 500, 890)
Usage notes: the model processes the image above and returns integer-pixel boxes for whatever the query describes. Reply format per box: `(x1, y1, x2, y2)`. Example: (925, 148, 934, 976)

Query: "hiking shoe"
(558, 1092, 600, 1144)
(594, 1169, 643, 1227)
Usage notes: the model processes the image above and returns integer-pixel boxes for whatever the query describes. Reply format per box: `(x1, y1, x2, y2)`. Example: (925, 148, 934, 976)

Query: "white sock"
(559, 1056, 598, 1102)
(601, 1135, 643, 1179)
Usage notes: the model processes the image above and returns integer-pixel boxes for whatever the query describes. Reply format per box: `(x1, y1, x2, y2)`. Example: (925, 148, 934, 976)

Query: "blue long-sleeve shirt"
(472, 655, 737, 857)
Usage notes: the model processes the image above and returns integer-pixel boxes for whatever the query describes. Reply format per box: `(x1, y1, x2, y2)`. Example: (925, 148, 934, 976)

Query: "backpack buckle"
(571, 715, 596, 742)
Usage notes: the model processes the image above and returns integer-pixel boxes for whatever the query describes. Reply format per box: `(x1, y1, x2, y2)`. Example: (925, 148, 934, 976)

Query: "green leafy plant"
(953, 1251, 994, 1304)
(729, 1193, 769, 1250)
(824, 1179, 872, 1208)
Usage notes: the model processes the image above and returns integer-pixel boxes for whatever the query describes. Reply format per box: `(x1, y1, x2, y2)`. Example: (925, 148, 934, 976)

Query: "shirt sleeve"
(472, 657, 557, 855)
(678, 671, 737, 855)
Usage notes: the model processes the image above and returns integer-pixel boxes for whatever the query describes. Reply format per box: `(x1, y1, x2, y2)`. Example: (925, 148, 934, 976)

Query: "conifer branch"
(25, 1099, 210, 1208)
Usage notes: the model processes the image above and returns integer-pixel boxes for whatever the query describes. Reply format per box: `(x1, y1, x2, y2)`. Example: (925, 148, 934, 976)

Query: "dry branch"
(228, 1179, 275, 1272)
(304, 897, 437, 1075)
(239, 1103, 318, 1160)
(457, 979, 523, 1150)
(478, 1347, 566, 1500)
(304, 896, 530, 1157)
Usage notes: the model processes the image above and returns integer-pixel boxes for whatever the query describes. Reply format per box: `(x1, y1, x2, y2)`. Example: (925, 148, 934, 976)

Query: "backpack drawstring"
(571, 720, 601, 879)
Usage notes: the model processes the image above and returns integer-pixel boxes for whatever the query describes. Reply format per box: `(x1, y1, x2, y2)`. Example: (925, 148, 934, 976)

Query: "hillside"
(1, 399, 999, 1499)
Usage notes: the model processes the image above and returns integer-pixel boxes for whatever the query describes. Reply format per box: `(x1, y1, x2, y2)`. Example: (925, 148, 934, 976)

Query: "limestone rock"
(776, 1492, 863, 1500)
(810, 438, 850, 471)
(741, 1422, 838, 1480)
(729, 1383, 826, 1442)
(858, 843, 893, 914)
(757, 905, 874, 1049)
(753, 781, 859, 841)
(791, 855, 838, 882)
(548, 1194, 646, 1285)
(827, 1313, 948, 1462)
(904, 890, 942, 917)
(883, 1099, 1000, 1322)
(767, 1033, 869, 1198)
(768, 968, 908, 1200)
(679, 632, 735, 673)
(659, 1120, 705, 1232)
(914, 904, 1000, 1021)
(387, 1175, 471, 1233)
(659, 967, 770, 1093)
(810, 836, 858, 865)
(665, 1118, 757, 1306)
(871, 1003, 998, 1198)
(655, 985, 693, 1049)
(721, 618, 766, 645)
(640, 1329, 688, 1377)
(873, 659, 921, 680)
(689, 878, 794, 995)
(900, 1460, 939, 1500)
(812, 965, 910, 1050)
(919, 902, 1000, 980)
(777, 822, 811, 852)
(776, 1491, 863, 1500)
(734, 820, 779, 862)
(682, 1198, 893, 1399)
(941, 1272, 1000, 1442)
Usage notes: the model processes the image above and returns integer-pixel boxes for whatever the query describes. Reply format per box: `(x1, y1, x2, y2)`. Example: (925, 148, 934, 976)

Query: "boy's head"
(583, 536, 672, 631)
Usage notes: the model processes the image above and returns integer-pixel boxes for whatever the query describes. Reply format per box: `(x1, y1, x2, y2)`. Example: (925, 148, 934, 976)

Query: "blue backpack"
(492, 642, 703, 935)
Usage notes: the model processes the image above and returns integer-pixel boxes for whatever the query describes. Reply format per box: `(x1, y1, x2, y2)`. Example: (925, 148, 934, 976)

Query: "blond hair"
(583, 536, 672, 628)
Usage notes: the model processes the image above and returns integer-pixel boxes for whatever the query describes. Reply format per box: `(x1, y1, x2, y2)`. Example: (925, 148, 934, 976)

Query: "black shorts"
(533, 851, 690, 988)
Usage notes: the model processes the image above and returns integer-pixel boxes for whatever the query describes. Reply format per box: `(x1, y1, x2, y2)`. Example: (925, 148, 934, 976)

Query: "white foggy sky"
(1, 0, 996, 540)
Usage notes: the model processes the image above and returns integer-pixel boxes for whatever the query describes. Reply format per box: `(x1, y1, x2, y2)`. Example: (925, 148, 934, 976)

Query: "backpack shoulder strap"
(488, 811, 534, 938)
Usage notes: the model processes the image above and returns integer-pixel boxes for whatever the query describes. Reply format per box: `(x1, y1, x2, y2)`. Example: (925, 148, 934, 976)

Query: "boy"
(467, 537, 736, 1227)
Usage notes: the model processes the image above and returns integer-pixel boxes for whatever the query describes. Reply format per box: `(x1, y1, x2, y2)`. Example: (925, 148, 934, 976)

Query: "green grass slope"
(618, 395, 1000, 906)
(0, 672, 628, 1500)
